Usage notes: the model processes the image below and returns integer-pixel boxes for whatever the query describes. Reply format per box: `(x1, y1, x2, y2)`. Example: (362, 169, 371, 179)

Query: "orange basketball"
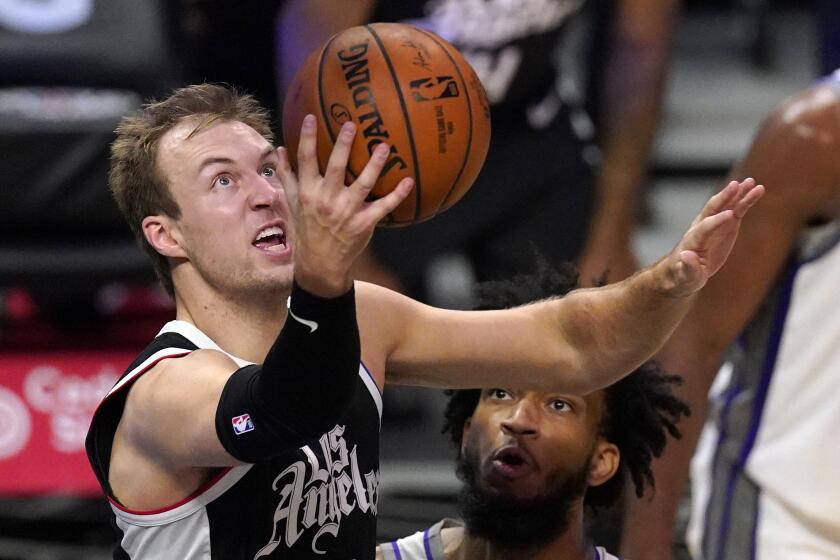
(282, 23, 491, 226)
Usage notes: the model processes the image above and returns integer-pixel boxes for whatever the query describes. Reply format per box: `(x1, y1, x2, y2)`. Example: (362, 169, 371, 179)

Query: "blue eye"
(262, 166, 276, 177)
(215, 175, 233, 188)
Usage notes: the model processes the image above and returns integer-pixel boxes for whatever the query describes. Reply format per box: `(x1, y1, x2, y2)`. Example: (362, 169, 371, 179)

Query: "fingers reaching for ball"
(284, 114, 414, 296)
(281, 22, 490, 225)
(295, 114, 321, 186)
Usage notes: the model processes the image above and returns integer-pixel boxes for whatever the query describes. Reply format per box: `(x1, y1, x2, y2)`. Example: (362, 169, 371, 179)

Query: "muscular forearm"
(557, 258, 695, 392)
(567, 176, 762, 392)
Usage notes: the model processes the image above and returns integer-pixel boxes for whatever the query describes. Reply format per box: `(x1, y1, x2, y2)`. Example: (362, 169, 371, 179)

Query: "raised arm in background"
(576, 0, 681, 285)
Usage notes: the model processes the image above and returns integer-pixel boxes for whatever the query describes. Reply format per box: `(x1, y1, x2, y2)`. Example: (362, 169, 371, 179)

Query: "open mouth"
(491, 446, 535, 479)
(253, 225, 287, 253)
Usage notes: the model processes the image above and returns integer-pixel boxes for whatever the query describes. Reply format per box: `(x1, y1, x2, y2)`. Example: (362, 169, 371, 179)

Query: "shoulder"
(735, 81, 840, 220)
(377, 518, 460, 560)
(123, 349, 239, 432)
(132, 349, 239, 397)
(756, 80, 840, 151)
(752, 80, 840, 147)
(778, 79, 840, 122)
(129, 349, 239, 402)
(439, 519, 465, 556)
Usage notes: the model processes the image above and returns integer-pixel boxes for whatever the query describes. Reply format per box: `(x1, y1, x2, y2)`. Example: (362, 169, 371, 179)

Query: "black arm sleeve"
(215, 281, 360, 463)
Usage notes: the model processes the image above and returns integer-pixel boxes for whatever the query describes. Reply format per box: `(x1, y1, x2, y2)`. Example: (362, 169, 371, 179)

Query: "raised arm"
(620, 84, 840, 560)
(576, 0, 680, 285)
(113, 119, 411, 487)
(360, 178, 763, 394)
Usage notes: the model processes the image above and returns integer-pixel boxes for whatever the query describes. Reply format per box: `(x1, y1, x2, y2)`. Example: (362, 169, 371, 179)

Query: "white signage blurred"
(0, 0, 93, 34)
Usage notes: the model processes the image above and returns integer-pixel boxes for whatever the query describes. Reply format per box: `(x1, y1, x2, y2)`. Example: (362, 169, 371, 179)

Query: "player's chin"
(489, 481, 546, 504)
(483, 471, 544, 500)
(248, 264, 294, 292)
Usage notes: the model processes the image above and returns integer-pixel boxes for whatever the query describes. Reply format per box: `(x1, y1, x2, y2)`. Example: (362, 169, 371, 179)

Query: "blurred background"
(0, 0, 824, 558)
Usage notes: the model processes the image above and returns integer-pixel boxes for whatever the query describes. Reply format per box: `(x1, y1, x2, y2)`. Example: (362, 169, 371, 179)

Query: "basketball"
(282, 23, 491, 226)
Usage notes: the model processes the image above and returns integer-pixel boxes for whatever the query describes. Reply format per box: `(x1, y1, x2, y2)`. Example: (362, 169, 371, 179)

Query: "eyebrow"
(197, 146, 277, 173)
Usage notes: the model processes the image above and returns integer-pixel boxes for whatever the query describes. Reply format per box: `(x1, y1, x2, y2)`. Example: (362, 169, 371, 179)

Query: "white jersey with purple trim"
(379, 518, 620, 560)
(86, 320, 384, 559)
(687, 219, 840, 559)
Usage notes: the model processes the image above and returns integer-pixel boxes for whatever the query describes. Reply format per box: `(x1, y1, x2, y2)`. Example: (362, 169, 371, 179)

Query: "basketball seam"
(365, 24, 423, 222)
(318, 34, 360, 182)
(416, 28, 474, 217)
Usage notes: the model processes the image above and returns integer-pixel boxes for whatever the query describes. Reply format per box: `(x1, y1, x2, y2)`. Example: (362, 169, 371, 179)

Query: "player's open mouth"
(491, 446, 535, 479)
(253, 225, 287, 253)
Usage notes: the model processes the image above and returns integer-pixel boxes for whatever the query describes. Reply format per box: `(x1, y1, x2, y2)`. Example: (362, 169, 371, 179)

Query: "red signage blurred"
(0, 352, 133, 496)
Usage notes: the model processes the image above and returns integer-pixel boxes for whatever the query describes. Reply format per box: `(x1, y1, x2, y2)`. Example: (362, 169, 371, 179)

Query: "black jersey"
(373, 0, 587, 118)
(85, 320, 383, 559)
(369, 0, 598, 295)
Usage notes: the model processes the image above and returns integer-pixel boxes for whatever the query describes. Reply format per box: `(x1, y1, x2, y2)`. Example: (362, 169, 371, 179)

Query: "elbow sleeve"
(215, 281, 360, 463)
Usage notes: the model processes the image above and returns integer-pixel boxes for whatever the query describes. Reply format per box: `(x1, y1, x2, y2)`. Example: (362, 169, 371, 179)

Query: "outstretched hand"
(662, 178, 765, 297)
(278, 114, 414, 297)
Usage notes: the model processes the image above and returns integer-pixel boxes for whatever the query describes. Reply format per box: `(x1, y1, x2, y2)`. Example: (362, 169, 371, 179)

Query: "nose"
(247, 173, 282, 210)
(500, 399, 539, 438)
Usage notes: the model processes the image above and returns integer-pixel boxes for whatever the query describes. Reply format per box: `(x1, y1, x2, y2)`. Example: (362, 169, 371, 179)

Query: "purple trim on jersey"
(714, 259, 798, 560)
(390, 540, 404, 560)
(702, 380, 742, 557)
(423, 527, 434, 560)
(360, 360, 383, 395)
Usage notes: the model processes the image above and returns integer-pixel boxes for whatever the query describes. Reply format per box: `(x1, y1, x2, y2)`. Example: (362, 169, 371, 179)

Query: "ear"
(587, 439, 619, 488)
(142, 215, 187, 259)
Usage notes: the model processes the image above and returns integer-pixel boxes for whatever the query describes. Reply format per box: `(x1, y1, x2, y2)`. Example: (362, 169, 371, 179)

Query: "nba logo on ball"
(231, 414, 254, 435)
(282, 22, 491, 226)
(409, 76, 459, 102)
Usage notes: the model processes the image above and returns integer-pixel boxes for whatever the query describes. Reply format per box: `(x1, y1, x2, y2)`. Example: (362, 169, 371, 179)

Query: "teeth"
(256, 226, 284, 242)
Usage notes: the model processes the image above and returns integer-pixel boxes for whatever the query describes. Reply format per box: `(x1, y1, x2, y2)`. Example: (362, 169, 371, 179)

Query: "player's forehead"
(158, 117, 273, 176)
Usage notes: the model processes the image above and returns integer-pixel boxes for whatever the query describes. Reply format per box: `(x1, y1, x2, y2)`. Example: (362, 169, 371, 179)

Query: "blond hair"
(109, 83, 274, 295)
